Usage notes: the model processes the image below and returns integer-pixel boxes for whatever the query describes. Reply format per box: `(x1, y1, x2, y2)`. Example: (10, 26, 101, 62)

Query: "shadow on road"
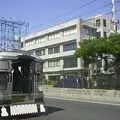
(0, 106, 64, 120)
(45, 105, 64, 115)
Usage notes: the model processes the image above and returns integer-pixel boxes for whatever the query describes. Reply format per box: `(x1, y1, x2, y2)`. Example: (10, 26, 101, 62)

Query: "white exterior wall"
(21, 18, 95, 79)
(89, 15, 113, 37)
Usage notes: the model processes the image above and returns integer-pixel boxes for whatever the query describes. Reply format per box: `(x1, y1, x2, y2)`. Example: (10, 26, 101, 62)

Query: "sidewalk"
(43, 87, 120, 106)
(45, 95, 120, 106)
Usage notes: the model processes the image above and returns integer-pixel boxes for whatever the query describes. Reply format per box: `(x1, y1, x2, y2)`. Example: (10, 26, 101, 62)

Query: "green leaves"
(75, 39, 96, 59)
(75, 34, 120, 60)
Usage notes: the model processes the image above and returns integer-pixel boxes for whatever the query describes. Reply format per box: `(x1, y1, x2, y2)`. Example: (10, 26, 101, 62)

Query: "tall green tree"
(75, 34, 120, 89)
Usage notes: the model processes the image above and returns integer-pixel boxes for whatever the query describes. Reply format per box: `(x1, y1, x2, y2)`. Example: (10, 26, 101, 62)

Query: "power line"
(31, 0, 118, 32)
(103, 10, 120, 18)
(30, 0, 98, 30)
(117, 0, 120, 2)
(104, 11, 112, 15)
(80, 2, 112, 18)
(82, 0, 120, 18)
(56, 0, 119, 21)
(50, 2, 112, 25)
(51, 0, 98, 19)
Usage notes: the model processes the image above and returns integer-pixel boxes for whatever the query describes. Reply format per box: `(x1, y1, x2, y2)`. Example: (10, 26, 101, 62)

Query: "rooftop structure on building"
(87, 14, 114, 37)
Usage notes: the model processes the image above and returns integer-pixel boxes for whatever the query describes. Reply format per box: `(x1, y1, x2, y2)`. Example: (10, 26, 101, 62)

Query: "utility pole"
(112, 0, 117, 33)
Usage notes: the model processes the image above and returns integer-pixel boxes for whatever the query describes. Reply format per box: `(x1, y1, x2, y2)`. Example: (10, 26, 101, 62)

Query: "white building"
(87, 14, 114, 37)
(21, 18, 96, 81)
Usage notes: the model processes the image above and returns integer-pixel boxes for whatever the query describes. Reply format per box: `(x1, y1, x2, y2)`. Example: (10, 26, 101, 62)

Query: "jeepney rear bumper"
(0, 102, 46, 119)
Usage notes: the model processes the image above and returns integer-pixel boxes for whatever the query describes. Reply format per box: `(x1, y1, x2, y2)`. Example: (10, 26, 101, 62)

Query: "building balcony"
(43, 67, 62, 72)
(43, 66, 83, 73)
(21, 34, 77, 51)
(41, 50, 75, 60)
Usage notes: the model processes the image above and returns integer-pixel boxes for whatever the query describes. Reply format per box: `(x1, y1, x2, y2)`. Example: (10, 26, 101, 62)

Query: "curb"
(45, 95, 120, 106)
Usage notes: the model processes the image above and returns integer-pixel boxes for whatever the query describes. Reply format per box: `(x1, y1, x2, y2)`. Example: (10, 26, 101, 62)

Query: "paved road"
(21, 98, 120, 120)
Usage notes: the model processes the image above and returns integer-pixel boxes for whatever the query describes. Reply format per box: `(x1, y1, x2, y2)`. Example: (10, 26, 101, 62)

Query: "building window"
(48, 46, 60, 54)
(36, 39, 40, 44)
(48, 59, 60, 68)
(63, 26, 77, 36)
(36, 49, 45, 56)
(63, 56, 77, 68)
(43, 62, 46, 69)
(54, 33, 61, 38)
(25, 40, 35, 46)
(81, 26, 96, 39)
(48, 32, 61, 40)
(35, 36, 46, 43)
(63, 40, 76, 51)
(40, 49, 45, 56)
(28, 50, 35, 56)
(96, 19, 100, 27)
(48, 61, 52, 67)
(48, 34, 54, 40)
(21, 42, 23, 48)
(104, 32, 107, 38)
(48, 47, 53, 54)
(54, 46, 60, 53)
(41, 37, 46, 42)
(25, 42, 29, 46)
(36, 49, 40, 56)
(103, 19, 106, 27)
(97, 32, 101, 38)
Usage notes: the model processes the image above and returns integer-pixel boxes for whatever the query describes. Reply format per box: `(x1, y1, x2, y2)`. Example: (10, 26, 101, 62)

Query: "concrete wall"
(43, 87, 120, 102)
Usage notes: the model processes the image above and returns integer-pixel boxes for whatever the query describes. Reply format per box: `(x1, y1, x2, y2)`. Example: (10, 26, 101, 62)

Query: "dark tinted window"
(64, 56, 77, 68)
(104, 32, 107, 38)
(97, 32, 101, 38)
(48, 47, 53, 54)
(36, 49, 45, 56)
(63, 40, 76, 51)
(103, 19, 106, 27)
(48, 46, 60, 54)
(54, 46, 60, 53)
(96, 19, 100, 27)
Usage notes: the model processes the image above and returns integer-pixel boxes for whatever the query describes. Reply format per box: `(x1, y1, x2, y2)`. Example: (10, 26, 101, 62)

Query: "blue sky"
(0, 0, 119, 33)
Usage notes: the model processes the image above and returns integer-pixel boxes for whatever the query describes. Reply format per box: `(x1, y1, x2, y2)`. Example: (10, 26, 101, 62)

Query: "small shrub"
(44, 79, 52, 85)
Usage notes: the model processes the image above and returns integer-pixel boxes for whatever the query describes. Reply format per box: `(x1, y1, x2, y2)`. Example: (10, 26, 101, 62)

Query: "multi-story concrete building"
(21, 18, 96, 81)
(87, 14, 114, 37)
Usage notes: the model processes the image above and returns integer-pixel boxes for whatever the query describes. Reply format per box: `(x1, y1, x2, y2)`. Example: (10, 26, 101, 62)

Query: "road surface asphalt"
(16, 97, 120, 120)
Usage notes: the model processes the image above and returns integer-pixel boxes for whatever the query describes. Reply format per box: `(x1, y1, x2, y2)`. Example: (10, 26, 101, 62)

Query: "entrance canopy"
(0, 51, 43, 62)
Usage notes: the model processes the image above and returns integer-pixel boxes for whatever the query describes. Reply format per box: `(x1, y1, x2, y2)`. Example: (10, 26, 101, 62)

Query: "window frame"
(96, 19, 100, 27)
(63, 40, 76, 52)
